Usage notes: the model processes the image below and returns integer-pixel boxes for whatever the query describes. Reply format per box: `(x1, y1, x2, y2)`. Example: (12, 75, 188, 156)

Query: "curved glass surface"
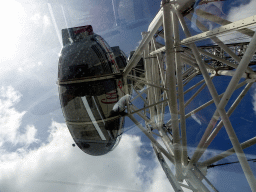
(1, 0, 256, 192)
(59, 79, 124, 155)
(58, 33, 117, 82)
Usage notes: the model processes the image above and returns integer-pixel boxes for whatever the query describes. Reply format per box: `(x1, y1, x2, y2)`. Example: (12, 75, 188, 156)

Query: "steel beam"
(195, 9, 255, 37)
(123, 9, 163, 77)
(186, 13, 255, 73)
(163, 1, 182, 181)
(153, 145, 184, 192)
(129, 115, 175, 163)
(200, 136, 256, 167)
(173, 8, 188, 166)
(181, 14, 256, 45)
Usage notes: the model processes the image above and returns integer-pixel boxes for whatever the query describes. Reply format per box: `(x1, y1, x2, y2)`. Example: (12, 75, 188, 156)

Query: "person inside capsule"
(58, 25, 127, 156)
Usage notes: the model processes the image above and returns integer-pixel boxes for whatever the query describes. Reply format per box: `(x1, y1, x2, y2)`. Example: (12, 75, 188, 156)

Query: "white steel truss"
(122, 0, 256, 191)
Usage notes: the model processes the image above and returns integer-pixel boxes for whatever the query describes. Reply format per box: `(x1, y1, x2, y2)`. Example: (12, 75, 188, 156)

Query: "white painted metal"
(217, 70, 247, 78)
(180, 14, 256, 45)
(123, 10, 163, 77)
(183, 81, 247, 120)
(195, 9, 255, 37)
(200, 136, 256, 167)
(128, 114, 175, 163)
(185, 13, 255, 73)
(173, 8, 188, 167)
(121, 0, 256, 191)
(163, 0, 183, 181)
(153, 145, 184, 192)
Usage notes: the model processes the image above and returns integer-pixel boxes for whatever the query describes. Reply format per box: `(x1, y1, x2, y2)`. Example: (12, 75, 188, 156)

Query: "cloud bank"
(0, 86, 39, 147)
(217, 0, 256, 43)
(0, 121, 146, 192)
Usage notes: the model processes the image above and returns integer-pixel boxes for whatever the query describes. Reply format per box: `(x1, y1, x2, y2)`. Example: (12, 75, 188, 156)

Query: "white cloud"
(217, 0, 256, 44)
(31, 13, 51, 32)
(0, 3, 60, 89)
(0, 86, 40, 148)
(226, 0, 256, 22)
(0, 121, 147, 192)
(144, 153, 192, 192)
(145, 161, 174, 192)
(0, 1, 26, 61)
(31, 13, 41, 24)
(0, 86, 26, 144)
(0, 97, 253, 192)
(18, 125, 39, 146)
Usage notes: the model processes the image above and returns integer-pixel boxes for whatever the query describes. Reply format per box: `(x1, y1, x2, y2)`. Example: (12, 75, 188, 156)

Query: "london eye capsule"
(58, 25, 128, 156)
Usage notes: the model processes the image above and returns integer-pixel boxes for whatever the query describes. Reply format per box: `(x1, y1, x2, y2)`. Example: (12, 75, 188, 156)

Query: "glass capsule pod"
(58, 25, 127, 156)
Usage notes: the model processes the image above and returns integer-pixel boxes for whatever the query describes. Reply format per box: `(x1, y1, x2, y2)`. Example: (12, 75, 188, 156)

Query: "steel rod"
(193, 166, 219, 192)
(181, 56, 199, 69)
(184, 81, 247, 120)
(184, 78, 205, 95)
(130, 105, 176, 158)
(153, 38, 166, 86)
(153, 47, 162, 126)
(145, 42, 156, 120)
(152, 145, 184, 192)
(131, 85, 149, 105)
(163, 1, 182, 181)
(186, 12, 255, 73)
(127, 75, 168, 90)
(182, 67, 194, 78)
(184, 82, 207, 108)
(183, 49, 195, 59)
(217, 70, 247, 78)
(123, 9, 163, 77)
(129, 99, 168, 115)
(175, 7, 237, 175)
(188, 169, 210, 192)
(198, 48, 239, 70)
(152, 38, 167, 126)
(180, 53, 197, 63)
(186, 13, 244, 65)
(180, 14, 256, 45)
(173, 8, 188, 166)
(131, 87, 150, 102)
(203, 83, 254, 148)
(182, 71, 199, 87)
(129, 105, 151, 124)
(200, 136, 256, 167)
(129, 115, 175, 163)
(131, 103, 174, 159)
(212, 28, 256, 191)
(195, 9, 255, 37)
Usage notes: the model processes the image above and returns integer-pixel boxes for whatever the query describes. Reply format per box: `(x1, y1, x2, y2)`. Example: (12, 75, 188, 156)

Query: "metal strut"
(122, 0, 256, 191)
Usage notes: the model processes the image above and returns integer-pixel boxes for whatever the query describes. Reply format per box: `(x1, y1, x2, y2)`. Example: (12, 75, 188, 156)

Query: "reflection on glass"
(58, 25, 127, 156)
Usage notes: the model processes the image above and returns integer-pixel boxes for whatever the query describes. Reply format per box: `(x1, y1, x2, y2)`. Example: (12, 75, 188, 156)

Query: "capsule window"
(80, 130, 100, 138)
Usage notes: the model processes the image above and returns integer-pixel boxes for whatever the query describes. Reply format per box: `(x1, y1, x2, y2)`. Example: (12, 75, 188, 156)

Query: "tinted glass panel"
(59, 79, 117, 122)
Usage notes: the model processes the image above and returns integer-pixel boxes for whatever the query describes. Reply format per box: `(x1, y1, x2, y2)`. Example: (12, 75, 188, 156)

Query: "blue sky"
(0, 0, 256, 191)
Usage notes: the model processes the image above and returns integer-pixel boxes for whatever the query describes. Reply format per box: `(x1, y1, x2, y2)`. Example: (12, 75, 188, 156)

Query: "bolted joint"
(161, 0, 170, 6)
(141, 31, 150, 36)
(161, 0, 177, 6)
(248, 72, 256, 80)
(146, 123, 153, 133)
